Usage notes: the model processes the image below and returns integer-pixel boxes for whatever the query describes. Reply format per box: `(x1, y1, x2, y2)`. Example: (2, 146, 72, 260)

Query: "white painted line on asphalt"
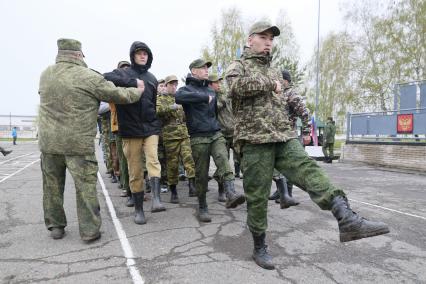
(349, 198, 426, 221)
(0, 159, 40, 184)
(97, 172, 145, 284)
(0, 153, 34, 165)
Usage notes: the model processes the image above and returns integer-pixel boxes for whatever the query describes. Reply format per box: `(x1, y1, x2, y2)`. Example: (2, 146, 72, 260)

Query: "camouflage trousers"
(190, 132, 234, 195)
(241, 139, 345, 235)
(213, 135, 233, 183)
(322, 142, 334, 159)
(101, 115, 112, 172)
(110, 133, 119, 176)
(41, 153, 101, 238)
(158, 136, 167, 185)
(164, 138, 195, 185)
(116, 135, 129, 191)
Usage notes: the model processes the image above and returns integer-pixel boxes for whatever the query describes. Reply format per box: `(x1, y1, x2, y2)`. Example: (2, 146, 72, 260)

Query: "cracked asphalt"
(1, 141, 425, 283)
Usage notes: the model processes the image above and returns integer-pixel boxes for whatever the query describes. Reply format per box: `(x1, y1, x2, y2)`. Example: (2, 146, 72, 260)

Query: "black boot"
(268, 189, 279, 200)
(287, 183, 294, 197)
(252, 232, 275, 270)
(197, 194, 211, 222)
(133, 192, 146, 225)
(188, 178, 197, 197)
(126, 190, 135, 207)
(1, 150, 12, 156)
(274, 178, 299, 209)
(150, 177, 166, 212)
(234, 163, 241, 178)
(331, 195, 389, 242)
(323, 156, 329, 163)
(223, 180, 245, 209)
(111, 174, 118, 183)
(170, 184, 179, 204)
(145, 174, 152, 193)
(217, 182, 226, 202)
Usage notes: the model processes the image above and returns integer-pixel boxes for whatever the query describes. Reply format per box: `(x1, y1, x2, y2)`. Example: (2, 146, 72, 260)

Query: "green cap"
(57, 38, 83, 52)
(208, 73, 222, 82)
(248, 21, 280, 36)
(189, 59, 212, 70)
(117, 60, 130, 68)
(164, 75, 178, 85)
(158, 78, 165, 84)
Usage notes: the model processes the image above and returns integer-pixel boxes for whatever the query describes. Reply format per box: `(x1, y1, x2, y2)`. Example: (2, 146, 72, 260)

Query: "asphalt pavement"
(1, 141, 425, 284)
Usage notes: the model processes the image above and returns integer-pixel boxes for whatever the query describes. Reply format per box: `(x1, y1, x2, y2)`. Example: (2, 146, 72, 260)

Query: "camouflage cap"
(164, 75, 178, 85)
(117, 60, 130, 68)
(208, 73, 222, 82)
(248, 21, 280, 37)
(57, 38, 83, 52)
(189, 59, 212, 70)
(158, 78, 165, 84)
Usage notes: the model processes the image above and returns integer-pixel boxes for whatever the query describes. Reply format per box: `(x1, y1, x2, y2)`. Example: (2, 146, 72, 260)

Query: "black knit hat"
(282, 70, 291, 83)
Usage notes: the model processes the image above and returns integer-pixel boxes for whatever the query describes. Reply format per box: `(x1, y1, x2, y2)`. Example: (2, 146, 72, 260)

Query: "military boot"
(1, 150, 12, 156)
(252, 232, 275, 270)
(331, 195, 390, 242)
(223, 180, 245, 209)
(188, 178, 197, 197)
(133, 191, 146, 225)
(217, 182, 226, 202)
(145, 175, 152, 193)
(234, 163, 241, 178)
(268, 189, 279, 200)
(274, 178, 299, 209)
(126, 190, 134, 207)
(150, 177, 166, 212)
(197, 194, 211, 222)
(287, 183, 294, 197)
(170, 184, 179, 204)
(111, 174, 118, 183)
(50, 227, 65, 240)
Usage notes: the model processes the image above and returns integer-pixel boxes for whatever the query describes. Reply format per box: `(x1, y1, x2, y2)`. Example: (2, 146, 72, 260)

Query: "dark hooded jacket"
(104, 41, 161, 138)
(175, 75, 220, 137)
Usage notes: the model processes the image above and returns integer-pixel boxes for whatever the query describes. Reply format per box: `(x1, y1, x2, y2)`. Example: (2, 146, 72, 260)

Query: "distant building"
(0, 114, 37, 138)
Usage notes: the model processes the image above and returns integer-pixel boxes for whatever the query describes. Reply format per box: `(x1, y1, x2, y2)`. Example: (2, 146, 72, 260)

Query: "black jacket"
(104, 41, 161, 138)
(175, 76, 220, 137)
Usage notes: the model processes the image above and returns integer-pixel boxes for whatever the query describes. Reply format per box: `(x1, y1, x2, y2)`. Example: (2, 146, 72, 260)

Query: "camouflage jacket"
(285, 86, 310, 133)
(38, 55, 141, 155)
(225, 48, 297, 146)
(156, 93, 189, 141)
(324, 122, 336, 143)
(216, 84, 234, 138)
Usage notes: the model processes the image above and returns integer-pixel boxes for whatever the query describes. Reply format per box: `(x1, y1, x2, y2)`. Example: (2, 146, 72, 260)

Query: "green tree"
(201, 7, 246, 75)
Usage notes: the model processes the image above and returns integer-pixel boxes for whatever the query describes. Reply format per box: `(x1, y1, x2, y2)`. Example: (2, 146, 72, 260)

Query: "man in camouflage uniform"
(269, 70, 306, 208)
(0, 147, 12, 156)
(157, 75, 196, 203)
(98, 103, 113, 177)
(208, 74, 235, 202)
(176, 59, 246, 222)
(110, 61, 131, 199)
(157, 78, 168, 192)
(322, 117, 336, 163)
(38, 38, 143, 241)
(225, 22, 389, 270)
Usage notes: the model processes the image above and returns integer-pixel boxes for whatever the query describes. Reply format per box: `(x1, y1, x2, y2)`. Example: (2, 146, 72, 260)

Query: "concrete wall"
(341, 142, 426, 172)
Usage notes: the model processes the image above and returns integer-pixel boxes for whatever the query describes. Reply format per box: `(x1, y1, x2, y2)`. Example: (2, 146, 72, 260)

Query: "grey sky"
(0, 0, 344, 115)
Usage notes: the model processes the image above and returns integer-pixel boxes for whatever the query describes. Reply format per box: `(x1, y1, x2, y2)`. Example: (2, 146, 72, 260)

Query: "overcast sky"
(0, 0, 345, 115)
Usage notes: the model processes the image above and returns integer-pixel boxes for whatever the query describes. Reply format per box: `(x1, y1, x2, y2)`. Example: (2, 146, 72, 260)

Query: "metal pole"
(315, 0, 320, 117)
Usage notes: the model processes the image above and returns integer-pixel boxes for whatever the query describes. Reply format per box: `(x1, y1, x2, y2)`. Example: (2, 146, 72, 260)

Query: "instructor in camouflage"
(38, 38, 143, 241)
(225, 22, 389, 270)
(156, 75, 196, 203)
